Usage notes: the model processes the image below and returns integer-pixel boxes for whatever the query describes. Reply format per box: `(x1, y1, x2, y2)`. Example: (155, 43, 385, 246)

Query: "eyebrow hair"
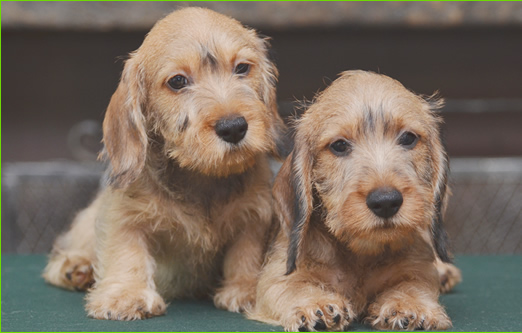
(201, 47, 218, 71)
(363, 106, 375, 133)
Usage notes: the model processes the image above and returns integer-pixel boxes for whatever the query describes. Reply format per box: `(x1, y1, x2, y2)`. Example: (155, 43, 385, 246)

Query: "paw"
(436, 262, 462, 294)
(86, 285, 166, 320)
(282, 296, 355, 332)
(367, 297, 451, 330)
(64, 260, 94, 291)
(43, 254, 94, 291)
(214, 279, 256, 313)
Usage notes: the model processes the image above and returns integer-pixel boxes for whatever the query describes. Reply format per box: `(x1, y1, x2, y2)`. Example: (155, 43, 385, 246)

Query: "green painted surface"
(1, 255, 521, 332)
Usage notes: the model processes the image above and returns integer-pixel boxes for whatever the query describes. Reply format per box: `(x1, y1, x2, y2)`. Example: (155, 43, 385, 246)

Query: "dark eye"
(234, 63, 250, 76)
(167, 75, 188, 91)
(329, 139, 352, 156)
(398, 131, 419, 149)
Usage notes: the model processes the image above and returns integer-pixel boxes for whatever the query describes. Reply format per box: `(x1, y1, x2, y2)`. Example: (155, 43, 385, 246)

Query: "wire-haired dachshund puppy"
(251, 71, 458, 331)
(43, 7, 286, 320)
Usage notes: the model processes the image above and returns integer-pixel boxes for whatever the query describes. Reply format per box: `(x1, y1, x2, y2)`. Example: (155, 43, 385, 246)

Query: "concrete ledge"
(2, 2, 522, 31)
(2, 158, 522, 254)
(450, 157, 522, 177)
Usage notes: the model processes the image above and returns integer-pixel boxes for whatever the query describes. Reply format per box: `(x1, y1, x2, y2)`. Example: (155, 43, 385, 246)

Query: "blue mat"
(2, 255, 521, 332)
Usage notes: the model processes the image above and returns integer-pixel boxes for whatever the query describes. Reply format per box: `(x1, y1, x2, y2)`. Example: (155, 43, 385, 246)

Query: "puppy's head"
(275, 71, 450, 274)
(101, 7, 285, 187)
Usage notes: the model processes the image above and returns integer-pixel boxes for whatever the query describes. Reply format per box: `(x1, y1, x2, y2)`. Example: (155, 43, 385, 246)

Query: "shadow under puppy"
(43, 7, 286, 320)
(251, 71, 458, 331)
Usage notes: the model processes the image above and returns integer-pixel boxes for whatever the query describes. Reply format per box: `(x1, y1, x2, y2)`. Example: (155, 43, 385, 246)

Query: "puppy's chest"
(156, 196, 248, 251)
(161, 158, 252, 206)
(151, 229, 226, 299)
(149, 196, 256, 298)
(341, 250, 421, 300)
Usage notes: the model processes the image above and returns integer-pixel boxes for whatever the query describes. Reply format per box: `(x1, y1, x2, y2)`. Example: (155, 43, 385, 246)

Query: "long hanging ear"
(273, 132, 314, 275)
(100, 54, 148, 188)
(254, 34, 291, 160)
(432, 131, 452, 263)
(255, 34, 278, 115)
(426, 95, 452, 263)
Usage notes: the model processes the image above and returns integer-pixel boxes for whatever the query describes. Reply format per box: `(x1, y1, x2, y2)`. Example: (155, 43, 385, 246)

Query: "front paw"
(282, 295, 355, 332)
(86, 284, 166, 320)
(366, 296, 451, 330)
(214, 279, 256, 313)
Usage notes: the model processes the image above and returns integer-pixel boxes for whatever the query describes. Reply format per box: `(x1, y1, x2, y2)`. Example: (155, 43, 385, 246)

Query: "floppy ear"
(100, 54, 148, 188)
(431, 131, 452, 263)
(256, 35, 278, 114)
(426, 96, 452, 263)
(254, 35, 291, 160)
(273, 132, 315, 275)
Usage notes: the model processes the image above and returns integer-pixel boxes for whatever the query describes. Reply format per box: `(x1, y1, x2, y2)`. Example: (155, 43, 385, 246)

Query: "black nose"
(366, 187, 403, 218)
(214, 116, 248, 144)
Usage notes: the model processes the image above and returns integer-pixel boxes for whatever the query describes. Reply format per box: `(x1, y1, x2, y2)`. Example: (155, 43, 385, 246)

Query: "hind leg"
(435, 258, 462, 293)
(42, 193, 101, 291)
(44, 250, 94, 291)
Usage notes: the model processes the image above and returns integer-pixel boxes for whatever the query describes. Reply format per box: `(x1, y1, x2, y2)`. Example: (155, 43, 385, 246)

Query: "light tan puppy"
(251, 71, 457, 331)
(43, 7, 286, 320)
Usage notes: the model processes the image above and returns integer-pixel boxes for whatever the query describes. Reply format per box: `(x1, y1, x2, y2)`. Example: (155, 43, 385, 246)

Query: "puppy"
(43, 7, 286, 320)
(251, 71, 457, 331)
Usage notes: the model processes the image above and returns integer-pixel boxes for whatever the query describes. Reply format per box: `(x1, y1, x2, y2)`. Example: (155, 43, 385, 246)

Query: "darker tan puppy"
(43, 7, 286, 320)
(251, 71, 457, 331)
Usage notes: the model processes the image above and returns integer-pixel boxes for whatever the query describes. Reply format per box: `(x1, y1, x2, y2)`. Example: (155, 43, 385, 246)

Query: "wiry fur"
(250, 71, 460, 331)
(43, 7, 285, 320)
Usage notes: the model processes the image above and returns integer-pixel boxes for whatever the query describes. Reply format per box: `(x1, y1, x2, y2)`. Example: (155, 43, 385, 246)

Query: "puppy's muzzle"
(215, 115, 248, 144)
(366, 187, 403, 219)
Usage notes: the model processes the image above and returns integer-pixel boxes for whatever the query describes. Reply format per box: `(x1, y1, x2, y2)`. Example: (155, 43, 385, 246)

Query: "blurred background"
(2, 2, 522, 254)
